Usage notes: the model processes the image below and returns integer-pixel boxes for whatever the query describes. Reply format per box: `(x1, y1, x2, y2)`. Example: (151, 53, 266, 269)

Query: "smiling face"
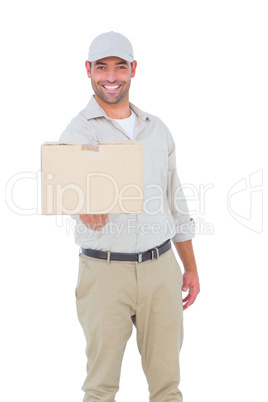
(85, 56, 137, 106)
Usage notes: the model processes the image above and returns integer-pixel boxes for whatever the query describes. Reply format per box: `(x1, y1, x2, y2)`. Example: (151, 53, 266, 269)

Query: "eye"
(96, 66, 105, 70)
(118, 65, 127, 69)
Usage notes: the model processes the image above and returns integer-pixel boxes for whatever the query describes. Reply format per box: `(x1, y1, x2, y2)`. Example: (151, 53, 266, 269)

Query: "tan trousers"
(75, 244, 184, 402)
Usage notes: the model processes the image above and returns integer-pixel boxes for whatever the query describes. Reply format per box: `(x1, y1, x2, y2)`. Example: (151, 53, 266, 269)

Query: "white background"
(1, 1, 267, 401)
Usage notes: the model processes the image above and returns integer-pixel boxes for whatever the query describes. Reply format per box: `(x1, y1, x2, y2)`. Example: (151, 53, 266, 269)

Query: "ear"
(131, 60, 137, 78)
(85, 60, 91, 78)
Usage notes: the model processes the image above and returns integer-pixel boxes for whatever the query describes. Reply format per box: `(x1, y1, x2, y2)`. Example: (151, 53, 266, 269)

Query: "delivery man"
(60, 31, 200, 402)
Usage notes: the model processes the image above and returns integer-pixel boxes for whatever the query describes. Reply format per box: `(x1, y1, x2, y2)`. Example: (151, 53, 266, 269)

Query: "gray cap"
(88, 31, 134, 62)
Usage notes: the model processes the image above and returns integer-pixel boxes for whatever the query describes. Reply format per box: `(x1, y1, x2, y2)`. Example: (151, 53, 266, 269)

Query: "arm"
(173, 240, 200, 310)
(165, 126, 195, 243)
(165, 125, 200, 309)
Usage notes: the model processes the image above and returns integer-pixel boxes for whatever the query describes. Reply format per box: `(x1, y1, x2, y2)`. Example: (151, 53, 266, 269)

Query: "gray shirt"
(59, 96, 195, 253)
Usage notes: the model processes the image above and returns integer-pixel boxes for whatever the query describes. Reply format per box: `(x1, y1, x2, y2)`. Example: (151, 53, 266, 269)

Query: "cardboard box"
(41, 140, 143, 214)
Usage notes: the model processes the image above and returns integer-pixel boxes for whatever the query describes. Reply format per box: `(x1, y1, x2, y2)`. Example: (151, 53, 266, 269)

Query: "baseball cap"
(88, 31, 134, 63)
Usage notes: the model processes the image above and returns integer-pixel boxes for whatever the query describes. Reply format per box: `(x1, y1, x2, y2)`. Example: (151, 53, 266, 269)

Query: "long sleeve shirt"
(59, 95, 195, 253)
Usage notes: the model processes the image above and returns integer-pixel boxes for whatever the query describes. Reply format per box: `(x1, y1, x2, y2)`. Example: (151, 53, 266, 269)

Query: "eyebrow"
(116, 60, 128, 65)
(94, 60, 128, 66)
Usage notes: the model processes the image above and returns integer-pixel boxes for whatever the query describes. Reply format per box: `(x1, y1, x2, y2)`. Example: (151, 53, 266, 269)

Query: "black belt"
(81, 239, 171, 263)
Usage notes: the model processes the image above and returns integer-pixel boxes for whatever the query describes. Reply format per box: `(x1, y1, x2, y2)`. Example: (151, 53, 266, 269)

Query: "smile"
(102, 85, 121, 91)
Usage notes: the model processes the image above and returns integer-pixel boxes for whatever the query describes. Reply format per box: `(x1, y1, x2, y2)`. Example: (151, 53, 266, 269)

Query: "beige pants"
(75, 245, 184, 402)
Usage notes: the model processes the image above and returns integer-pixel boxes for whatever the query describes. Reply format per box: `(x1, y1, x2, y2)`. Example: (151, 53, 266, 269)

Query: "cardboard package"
(41, 140, 143, 214)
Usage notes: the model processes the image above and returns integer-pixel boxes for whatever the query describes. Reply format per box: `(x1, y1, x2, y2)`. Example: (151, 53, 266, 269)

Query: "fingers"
(79, 214, 109, 230)
(90, 214, 109, 230)
(81, 139, 100, 152)
(182, 272, 200, 311)
(94, 214, 109, 230)
(182, 285, 199, 310)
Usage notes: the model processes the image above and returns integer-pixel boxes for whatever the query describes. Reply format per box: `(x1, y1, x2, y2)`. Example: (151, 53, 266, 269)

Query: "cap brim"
(88, 50, 134, 62)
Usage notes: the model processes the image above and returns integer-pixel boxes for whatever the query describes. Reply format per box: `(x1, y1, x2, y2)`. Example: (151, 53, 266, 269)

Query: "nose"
(106, 68, 117, 83)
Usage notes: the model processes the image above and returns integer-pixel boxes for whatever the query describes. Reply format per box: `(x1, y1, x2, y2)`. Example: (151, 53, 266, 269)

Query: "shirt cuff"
(171, 218, 195, 242)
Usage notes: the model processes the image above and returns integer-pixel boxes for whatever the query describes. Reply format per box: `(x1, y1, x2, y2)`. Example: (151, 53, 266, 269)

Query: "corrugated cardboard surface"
(41, 141, 143, 214)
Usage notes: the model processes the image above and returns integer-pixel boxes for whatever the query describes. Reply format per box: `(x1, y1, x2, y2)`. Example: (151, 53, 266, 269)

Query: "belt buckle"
(138, 253, 143, 263)
(151, 249, 156, 260)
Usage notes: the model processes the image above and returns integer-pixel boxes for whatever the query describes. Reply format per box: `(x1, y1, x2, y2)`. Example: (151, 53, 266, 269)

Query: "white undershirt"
(113, 108, 136, 139)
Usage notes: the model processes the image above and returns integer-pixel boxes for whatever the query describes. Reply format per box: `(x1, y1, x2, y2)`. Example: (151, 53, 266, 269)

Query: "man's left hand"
(182, 271, 200, 310)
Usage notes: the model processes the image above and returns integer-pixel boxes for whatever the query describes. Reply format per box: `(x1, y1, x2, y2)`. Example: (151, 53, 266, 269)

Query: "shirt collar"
(85, 95, 150, 122)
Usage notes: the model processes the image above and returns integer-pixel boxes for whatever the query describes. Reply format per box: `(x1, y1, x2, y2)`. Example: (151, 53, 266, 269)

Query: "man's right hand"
(79, 214, 109, 231)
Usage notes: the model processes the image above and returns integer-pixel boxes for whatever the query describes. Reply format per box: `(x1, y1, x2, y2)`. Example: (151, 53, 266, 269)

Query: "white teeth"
(104, 85, 120, 90)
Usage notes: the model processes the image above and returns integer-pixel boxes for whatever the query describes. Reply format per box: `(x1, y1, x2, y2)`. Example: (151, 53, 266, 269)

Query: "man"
(60, 31, 200, 402)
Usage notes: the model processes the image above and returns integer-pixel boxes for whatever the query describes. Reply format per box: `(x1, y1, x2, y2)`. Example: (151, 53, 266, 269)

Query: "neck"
(94, 94, 131, 119)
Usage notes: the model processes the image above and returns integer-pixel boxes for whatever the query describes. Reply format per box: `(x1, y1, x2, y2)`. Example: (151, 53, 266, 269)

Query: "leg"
(75, 254, 137, 402)
(135, 248, 184, 401)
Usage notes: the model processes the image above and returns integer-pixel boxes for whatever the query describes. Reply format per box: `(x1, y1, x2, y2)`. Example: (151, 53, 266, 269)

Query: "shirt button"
(140, 232, 144, 236)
